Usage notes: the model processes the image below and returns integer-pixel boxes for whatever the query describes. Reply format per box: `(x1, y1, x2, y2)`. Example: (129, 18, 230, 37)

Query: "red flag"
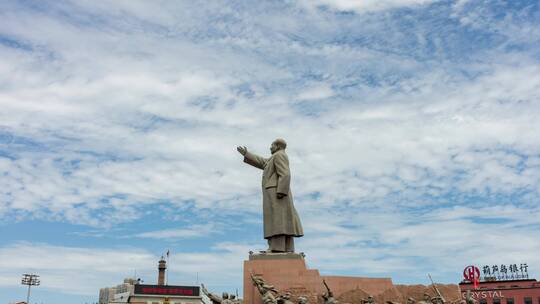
(473, 275, 479, 289)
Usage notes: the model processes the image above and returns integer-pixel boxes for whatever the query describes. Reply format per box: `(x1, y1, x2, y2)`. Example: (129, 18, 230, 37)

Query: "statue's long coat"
(244, 150, 304, 239)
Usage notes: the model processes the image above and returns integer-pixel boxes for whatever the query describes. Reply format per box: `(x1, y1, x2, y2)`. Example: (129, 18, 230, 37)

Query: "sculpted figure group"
(385, 292, 467, 304)
(322, 280, 338, 304)
(249, 274, 467, 304)
(248, 275, 341, 304)
(251, 274, 311, 304)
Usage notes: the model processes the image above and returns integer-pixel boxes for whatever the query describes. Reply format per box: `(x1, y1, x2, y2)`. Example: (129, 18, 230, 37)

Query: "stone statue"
(322, 280, 339, 304)
(465, 290, 476, 304)
(223, 293, 233, 304)
(430, 297, 444, 304)
(230, 295, 240, 304)
(417, 294, 432, 304)
(407, 298, 416, 304)
(201, 284, 234, 304)
(297, 296, 308, 304)
(237, 139, 303, 252)
(428, 275, 445, 304)
(251, 273, 279, 304)
(277, 292, 295, 304)
(362, 296, 376, 304)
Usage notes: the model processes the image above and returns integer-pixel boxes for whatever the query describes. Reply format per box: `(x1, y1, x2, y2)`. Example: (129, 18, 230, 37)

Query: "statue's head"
(407, 298, 416, 304)
(270, 138, 287, 154)
(423, 294, 431, 300)
(223, 292, 229, 299)
(298, 296, 308, 304)
(433, 297, 444, 304)
(231, 295, 236, 300)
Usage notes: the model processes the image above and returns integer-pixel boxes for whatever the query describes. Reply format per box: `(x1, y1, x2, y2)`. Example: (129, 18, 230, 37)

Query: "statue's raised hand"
(237, 146, 247, 156)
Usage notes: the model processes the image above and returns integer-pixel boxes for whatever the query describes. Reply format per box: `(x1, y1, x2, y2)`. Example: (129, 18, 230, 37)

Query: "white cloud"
(0, 241, 250, 295)
(297, 84, 334, 100)
(0, 242, 155, 294)
(299, 0, 438, 13)
(135, 224, 217, 239)
(1, 203, 539, 298)
(298, 204, 540, 281)
(0, 1, 539, 300)
(2, 56, 540, 222)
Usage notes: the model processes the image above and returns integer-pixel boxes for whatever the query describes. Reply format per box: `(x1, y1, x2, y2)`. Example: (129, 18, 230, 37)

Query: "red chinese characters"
(141, 287, 194, 295)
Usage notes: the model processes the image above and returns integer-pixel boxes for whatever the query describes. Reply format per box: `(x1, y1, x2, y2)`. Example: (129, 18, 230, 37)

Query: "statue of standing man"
(237, 139, 303, 253)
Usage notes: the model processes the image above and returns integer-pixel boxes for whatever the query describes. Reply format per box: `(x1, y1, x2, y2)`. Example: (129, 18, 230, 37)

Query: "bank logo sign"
(463, 263, 530, 283)
(464, 265, 481, 288)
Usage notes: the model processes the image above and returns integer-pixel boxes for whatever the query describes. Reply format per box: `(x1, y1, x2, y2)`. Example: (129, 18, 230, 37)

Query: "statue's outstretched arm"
(243, 151, 268, 170)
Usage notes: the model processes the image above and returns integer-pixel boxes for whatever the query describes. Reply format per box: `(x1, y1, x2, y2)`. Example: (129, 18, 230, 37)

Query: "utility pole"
(21, 273, 40, 304)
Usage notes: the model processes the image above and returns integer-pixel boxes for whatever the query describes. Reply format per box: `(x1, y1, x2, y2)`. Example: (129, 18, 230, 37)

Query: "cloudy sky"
(1, 0, 540, 303)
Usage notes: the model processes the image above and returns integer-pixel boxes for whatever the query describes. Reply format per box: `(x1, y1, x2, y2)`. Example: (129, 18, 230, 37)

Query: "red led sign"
(142, 287, 193, 295)
(134, 284, 200, 296)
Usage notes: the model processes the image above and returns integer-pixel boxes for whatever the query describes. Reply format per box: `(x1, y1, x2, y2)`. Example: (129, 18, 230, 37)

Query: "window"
(494, 299, 501, 304)
(525, 298, 532, 304)
(506, 298, 514, 304)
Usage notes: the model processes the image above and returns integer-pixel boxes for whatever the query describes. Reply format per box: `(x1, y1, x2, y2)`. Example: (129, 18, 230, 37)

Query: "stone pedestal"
(243, 253, 395, 304)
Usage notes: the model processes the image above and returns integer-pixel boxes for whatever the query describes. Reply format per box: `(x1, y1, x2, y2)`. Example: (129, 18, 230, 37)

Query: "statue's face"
(270, 141, 280, 154)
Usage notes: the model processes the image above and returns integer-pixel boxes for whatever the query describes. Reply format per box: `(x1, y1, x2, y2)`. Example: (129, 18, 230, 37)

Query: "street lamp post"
(21, 274, 40, 304)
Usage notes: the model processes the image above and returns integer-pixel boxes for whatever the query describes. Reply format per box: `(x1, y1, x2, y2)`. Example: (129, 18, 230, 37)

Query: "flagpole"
(166, 250, 170, 285)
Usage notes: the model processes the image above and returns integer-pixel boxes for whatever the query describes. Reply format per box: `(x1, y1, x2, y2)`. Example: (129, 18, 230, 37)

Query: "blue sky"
(1, 0, 540, 303)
